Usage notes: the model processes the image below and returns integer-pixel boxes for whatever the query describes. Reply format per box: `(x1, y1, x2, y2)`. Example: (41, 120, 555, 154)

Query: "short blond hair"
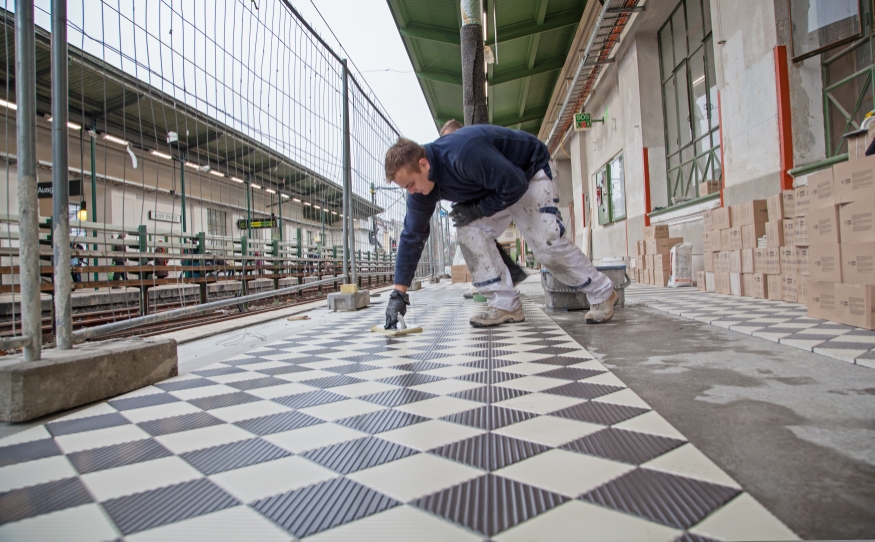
(384, 137, 426, 182)
(440, 119, 463, 136)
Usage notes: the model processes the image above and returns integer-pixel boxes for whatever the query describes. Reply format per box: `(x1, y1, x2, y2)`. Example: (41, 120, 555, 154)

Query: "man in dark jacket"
(384, 125, 616, 328)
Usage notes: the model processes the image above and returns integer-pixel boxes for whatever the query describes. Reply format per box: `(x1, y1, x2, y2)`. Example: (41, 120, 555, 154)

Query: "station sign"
(573, 112, 592, 131)
(37, 179, 82, 198)
(237, 218, 278, 229)
(149, 210, 181, 223)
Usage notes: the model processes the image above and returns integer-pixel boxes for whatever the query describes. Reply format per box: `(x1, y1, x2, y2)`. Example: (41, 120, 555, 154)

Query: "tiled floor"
(0, 283, 798, 541)
(626, 284, 875, 369)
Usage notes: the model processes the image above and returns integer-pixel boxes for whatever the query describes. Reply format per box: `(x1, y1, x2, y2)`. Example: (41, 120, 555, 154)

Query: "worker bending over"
(384, 124, 616, 328)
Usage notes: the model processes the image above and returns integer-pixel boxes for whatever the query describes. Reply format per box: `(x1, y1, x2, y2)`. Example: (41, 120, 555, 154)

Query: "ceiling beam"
(416, 68, 463, 86)
(518, 0, 547, 120)
(91, 93, 141, 119)
(485, 8, 582, 46)
(493, 107, 548, 128)
(490, 56, 565, 86)
(399, 22, 460, 45)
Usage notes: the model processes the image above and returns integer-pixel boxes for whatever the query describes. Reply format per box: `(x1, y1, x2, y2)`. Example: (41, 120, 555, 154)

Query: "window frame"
(594, 152, 627, 225)
(789, 0, 863, 62)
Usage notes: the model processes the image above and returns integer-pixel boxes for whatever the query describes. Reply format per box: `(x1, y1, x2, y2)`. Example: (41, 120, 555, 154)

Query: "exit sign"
(573, 113, 592, 131)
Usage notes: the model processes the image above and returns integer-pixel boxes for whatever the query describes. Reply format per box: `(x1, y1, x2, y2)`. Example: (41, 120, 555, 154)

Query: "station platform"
(0, 278, 872, 540)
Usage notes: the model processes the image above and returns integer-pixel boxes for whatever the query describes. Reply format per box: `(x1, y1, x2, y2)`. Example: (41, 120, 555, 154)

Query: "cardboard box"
(782, 190, 796, 219)
(741, 248, 755, 273)
(736, 200, 769, 226)
(703, 251, 714, 272)
(720, 229, 731, 251)
(706, 229, 721, 252)
(730, 272, 743, 296)
(754, 248, 768, 274)
(717, 251, 731, 274)
(807, 281, 836, 320)
(795, 184, 812, 216)
(833, 154, 875, 204)
(809, 244, 843, 283)
(839, 199, 875, 244)
(703, 230, 715, 253)
(841, 242, 875, 285)
(705, 271, 716, 292)
(727, 227, 743, 250)
(703, 209, 713, 231)
(794, 215, 809, 246)
(807, 205, 841, 245)
(781, 274, 798, 303)
(768, 193, 785, 222)
(700, 181, 720, 196)
(637, 240, 646, 255)
(712, 207, 731, 230)
(766, 220, 784, 247)
(716, 272, 731, 294)
(643, 224, 669, 240)
(782, 219, 795, 247)
(729, 250, 742, 274)
(797, 247, 810, 275)
(697, 271, 706, 291)
(451, 265, 472, 283)
(743, 273, 755, 297)
(780, 246, 797, 275)
(767, 274, 783, 300)
(810, 168, 836, 209)
(729, 204, 741, 228)
(645, 254, 655, 269)
(654, 268, 670, 287)
(796, 272, 807, 300)
(835, 283, 875, 329)
(752, 273, 768, 299)
(741, 223, 766, 250)
(653, 253, 671, 270)
(645, 237, 684, 254)
(765, 247, 782, 275)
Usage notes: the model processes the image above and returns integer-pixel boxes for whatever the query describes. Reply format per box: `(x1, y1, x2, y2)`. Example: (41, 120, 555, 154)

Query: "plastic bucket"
(540, 265, 630, 310)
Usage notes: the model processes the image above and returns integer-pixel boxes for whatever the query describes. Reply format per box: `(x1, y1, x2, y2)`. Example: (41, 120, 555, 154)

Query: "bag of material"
(452, 245, 465, 266)
(668, 243, 693, 288)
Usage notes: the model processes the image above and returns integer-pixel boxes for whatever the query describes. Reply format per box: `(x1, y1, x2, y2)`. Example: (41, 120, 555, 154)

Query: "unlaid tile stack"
(634, 224, 683, 287)
(805, 152, 875, 330)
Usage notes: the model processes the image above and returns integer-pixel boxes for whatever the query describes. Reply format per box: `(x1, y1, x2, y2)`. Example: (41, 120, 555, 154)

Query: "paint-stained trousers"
(457, 169, 613, 312)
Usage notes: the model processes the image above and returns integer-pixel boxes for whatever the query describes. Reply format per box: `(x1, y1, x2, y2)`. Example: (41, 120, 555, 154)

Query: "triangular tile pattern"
(0, 282, 796, 541)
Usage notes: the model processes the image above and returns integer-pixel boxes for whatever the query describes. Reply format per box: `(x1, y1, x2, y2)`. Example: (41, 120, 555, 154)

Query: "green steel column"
(90, 130, 98, 283)
(320, 206, 325, 254)
(296, 228, 302, 257)
(180, 155, 187, 233)
(278, 195, 283, 241)
(246, 180, 252, 238)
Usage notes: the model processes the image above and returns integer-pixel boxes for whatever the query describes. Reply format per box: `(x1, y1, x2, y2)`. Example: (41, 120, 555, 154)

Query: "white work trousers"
(457, 170, 613, 312)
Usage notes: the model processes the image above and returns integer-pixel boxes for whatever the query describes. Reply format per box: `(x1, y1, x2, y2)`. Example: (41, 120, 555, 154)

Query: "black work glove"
(449, 202, 483, 228)
(385, 289, 410, 329)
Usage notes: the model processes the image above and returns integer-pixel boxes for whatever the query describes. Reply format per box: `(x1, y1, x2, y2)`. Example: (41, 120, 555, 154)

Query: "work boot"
(469, 306, 525, 327)
(463, 285, 478, 299)
(585, 290, 618, 324)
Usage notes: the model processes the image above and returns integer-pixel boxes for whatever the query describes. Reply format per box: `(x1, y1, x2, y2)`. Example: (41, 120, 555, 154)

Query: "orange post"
(718, 90, 726, 207)
(643, 147, 652, 226)
(774, 45, 794, 191)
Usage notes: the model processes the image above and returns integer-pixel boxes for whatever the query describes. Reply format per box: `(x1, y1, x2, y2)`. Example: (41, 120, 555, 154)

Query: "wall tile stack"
(633, 225, 683, 287)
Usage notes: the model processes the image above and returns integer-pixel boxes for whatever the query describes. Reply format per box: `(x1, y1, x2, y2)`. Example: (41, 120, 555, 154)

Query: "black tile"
(460, 359, 518, 369)
(562, 428, 685, 464)
(221, 356, 276, 367)
(182, 438, 290, 475)
(298, 375, 365, 388)
(188, 391, 261, 410)
(530, 356, 591, 366)
(68, 439, 172, 474)
(192, 366, 247, 378)
(0, 477, 93, 525)
(527, 346, 582, 356)
(226, 376, 290, 391)
(0, 438, 62, 468)
(429, 433, 549, 471)
(138, 412, 224, 437)
(581, 469, 741, 530)
(297, 348, 343, 355)
(257, 364, 315, 376)
(235, 410, 324, 436)
(359, 389, 439, 407)
(339, 408, 428, 433)
(449, 386, 530, 403)
(457, 370, 521, 384)
(322, 363, 379, 375)
(302, 436, 418, 474)
(271, 390, 348, 409)
(441, 405, 537, 431)
(46, 412, 130, 437)
(339, 354, 392, 363)
(538, 367, 605, 381)
(401, 352, 456, 362)
(109, 393, 180, 411)
(377, 373, 444, 387)
(102, 478, 239, 535)
(154, 378, 215, 392)
(391, 361, 449, 372)
(544, 382, 624, 400)
(266, 355, 331, 365)
(550, 401, 649, 426)
(413, 474, 567, 537)
(252, 477, 400, 538)
(674, 533, 722, 542)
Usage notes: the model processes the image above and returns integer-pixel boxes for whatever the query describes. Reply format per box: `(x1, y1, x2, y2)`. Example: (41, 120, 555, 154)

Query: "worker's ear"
(419, 157, 430, 172)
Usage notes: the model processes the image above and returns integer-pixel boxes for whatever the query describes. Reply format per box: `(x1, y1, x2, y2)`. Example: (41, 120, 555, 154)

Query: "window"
(207, 208, 227, 237)
(790, 0, 862, 61)
(658, 0, 721, 207)
(595, 153, 626, 225)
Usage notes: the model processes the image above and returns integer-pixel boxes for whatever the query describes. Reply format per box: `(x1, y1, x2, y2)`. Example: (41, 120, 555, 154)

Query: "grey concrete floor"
(516, 279, 875, 540)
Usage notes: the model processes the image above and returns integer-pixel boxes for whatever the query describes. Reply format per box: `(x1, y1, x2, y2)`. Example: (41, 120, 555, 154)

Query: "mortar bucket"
(540, 265, 630, 310)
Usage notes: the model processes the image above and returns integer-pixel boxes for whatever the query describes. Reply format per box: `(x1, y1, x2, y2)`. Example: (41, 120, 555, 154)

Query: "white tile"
(421, 365, 483, 378)
(264, 423, 365, 454)
(690, 493, 800, 541)
(378, 420, 483, 451)
(82, 456, 202, 501)
(275, 369, 338, 383)
(156, 424, 253, 455)
(222, 354, 257, 361)
(351, 367, 411, 381)
(169, 384, 240, 401)
(643, 443, 742, 489)
(209, 401, 291, 423)
(558, 349, 597, 359)
(348, 453, 482, 502)
(396, 396, 481, 418)
(120, 401, 202, 424)
(0, 456, 78, 493)
(496, 392, 584, 414)
(0, 426, 51, 447)
(307, 504, 481, 542)
(496, 449, 634, 498)
(614, 411, 687, 441)
(127, 505, 290, 542)
(425, 355, 482, 366)
(210, 456, 337, 503)
(568, 359, 609, 372)
(496, 362, 557, 376)
(410, 379, 483, 395)
(495, 375, 566, 392)
(329, 381, 399, 398)
(579, 372, 627, 388)
(54, 424, 152, 454)
(51, 403, 119, 423)
(362, 357, 419, 368)
(158, 373, 204, 384)
(493, 416, 601, 447)
(494, 352, 553, 363)
(593, 388, 651, 409)
(0, 504, 120, 542)
(112, 385, 166, 401)
(300, 399, 385, 422)
(246, 382, 318, 399)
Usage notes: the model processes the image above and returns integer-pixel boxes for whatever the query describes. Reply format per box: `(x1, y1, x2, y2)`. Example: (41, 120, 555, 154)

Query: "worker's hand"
(449, 202, 483, 228)
(385, 289, 410, 329)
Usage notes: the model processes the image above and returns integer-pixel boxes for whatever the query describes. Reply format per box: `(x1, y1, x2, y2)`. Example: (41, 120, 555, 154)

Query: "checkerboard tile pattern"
(627, 284, 875, 370)
(0, 283, 797, 541)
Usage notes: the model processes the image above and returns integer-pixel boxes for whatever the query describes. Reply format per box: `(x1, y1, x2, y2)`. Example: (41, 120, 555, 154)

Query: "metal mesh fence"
(0, 0, 449, 352)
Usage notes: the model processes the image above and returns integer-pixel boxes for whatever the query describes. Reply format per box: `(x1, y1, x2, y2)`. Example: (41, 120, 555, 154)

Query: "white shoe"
(585, 290, 618, 324)
(469, 306, 525, 327)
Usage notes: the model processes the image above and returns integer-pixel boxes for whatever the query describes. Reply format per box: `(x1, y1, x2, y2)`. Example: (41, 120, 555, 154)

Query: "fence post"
(296, 228, 302, 258)
(240, 235, 248, 296)
(180, 153, 187, 233)
(341, 58, 352, 284)
(137, 225, 147, 315)
(197, 232, 207, 303)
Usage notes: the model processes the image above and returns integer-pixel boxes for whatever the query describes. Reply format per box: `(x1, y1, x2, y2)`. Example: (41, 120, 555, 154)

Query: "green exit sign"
(574, 113, 592, 131)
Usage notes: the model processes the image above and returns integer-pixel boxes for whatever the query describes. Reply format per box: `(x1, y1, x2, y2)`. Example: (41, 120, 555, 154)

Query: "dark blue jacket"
(394, 125, 551, 286)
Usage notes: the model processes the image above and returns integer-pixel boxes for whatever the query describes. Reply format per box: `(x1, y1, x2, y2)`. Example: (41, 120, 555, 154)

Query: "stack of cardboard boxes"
(806, 155, 875, 330)
(450, 264, 472, 283)
(633, 225, 684, 287)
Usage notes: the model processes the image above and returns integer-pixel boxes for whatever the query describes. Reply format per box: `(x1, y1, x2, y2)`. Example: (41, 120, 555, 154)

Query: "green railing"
(667, 144, 722, 205)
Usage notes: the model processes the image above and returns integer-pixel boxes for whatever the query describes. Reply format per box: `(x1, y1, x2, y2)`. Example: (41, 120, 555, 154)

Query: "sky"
(291, 0, 440, 145)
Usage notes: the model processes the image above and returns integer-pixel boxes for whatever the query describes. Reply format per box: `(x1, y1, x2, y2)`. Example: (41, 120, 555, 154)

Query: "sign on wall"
(37, 179, 82, 199)
(573, 113, 592, 131)
(237, 218, 278, 229)
(149, 210, 181, 223)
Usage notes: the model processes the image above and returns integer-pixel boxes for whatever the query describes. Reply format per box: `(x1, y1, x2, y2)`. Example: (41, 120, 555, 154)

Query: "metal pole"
(51, 0, 72, 350)
(180, 154, 187, 233)
(246, 179, 252, 238)
(15, 0, 41, 360)
(341, 59, 355, 284)
(278, 195, 283, 241)
(90, 127, 97, 283)
(460, 1, 487, 125)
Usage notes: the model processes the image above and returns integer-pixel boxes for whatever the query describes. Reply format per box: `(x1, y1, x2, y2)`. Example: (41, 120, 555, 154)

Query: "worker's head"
(439, 119, 463, 136)
(385, 137, 435, 196)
